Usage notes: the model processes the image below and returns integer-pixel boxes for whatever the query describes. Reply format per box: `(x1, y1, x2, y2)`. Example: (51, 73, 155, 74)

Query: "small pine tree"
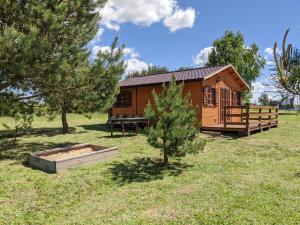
(258, 92, 270, 106)
(145, 77, 200, 166)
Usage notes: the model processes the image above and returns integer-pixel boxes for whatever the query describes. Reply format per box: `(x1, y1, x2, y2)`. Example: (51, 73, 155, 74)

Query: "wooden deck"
(202, 106, 279, 136)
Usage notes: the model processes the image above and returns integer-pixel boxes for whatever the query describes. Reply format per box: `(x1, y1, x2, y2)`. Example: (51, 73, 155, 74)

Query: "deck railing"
(224, 105, 279, 131)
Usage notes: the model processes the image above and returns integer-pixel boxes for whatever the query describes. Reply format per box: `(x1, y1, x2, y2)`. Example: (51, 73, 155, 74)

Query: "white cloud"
(251, 81, 267, 103)
(90, 46, 140, 60)
(123, 48, 140, 58)
(99, 0, 196, 32)
(193, 47, 213, 66)
(89, 45, 149, 75)
(125, 58, 149, 75)
(264, 47, 275, 66)
(89, 45, 114, 61)
(251, 81, 280, 103)
(163, 8, 196, 32)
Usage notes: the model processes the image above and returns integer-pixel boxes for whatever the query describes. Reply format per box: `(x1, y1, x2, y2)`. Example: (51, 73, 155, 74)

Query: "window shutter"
(203, 87, 209, 105)
(127, 91, 132, 107)
(214, 88, 218, 106)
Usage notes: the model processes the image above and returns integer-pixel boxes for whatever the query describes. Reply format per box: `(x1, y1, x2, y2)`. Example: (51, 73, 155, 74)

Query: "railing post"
(268, 107, 272, 130)
(259, 108, 262, 132)
(275, 107, 279, 127)
(224, 106, 227, 128)
(245, 105, 250, 133)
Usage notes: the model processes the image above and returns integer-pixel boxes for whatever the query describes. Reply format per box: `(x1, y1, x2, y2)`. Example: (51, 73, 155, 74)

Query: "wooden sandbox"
(28, 144, 118, 173)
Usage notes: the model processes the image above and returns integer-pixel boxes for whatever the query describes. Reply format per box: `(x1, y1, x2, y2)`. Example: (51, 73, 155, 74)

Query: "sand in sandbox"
(40, 147, 95, 161)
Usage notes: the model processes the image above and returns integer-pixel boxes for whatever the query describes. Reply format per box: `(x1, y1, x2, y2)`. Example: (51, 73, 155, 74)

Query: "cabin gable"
(201, 67, 247, 126)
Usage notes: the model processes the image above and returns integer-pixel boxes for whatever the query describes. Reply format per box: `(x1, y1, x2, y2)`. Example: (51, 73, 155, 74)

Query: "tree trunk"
(163, 148, 168, 167)
(162, 138, 168, 166)
(61, 103, 69, 134)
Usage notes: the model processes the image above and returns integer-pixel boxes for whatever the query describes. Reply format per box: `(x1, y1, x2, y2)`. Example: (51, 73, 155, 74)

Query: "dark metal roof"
(120, 65, 228, 87)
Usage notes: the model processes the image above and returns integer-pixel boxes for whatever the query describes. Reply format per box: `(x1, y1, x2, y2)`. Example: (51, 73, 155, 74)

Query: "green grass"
(0, 113, 300, 224)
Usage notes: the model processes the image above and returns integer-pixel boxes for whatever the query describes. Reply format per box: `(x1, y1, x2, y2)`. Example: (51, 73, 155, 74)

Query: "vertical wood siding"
(201, 69, 245, 126)
(111, 81, 202, 123)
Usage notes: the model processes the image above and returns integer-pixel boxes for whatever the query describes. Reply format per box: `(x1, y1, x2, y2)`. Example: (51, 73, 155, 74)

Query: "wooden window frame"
(203, 86, 216, 107)
(232, 90, 241, 106)
(115, 91, 132, 108)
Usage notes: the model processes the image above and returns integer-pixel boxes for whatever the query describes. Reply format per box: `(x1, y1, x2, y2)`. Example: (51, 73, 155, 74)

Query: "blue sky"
(89, 0, 300, 102)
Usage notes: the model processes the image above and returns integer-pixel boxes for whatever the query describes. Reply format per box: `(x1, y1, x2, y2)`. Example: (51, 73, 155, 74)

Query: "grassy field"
(0, 113, 300, 224)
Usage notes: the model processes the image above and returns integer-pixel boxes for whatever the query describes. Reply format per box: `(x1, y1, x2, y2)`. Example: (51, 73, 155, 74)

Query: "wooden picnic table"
(109, 117, 149, 137)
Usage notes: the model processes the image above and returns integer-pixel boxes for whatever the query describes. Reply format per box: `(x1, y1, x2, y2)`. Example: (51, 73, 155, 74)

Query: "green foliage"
(180, 137, 206, 155)
(177, 66, 194, 71)
(207, 31, 265, 86)
(0, 0, 124, 133)
(273, 29, 300, 97)
(145, 78, 200, 166)
(127, 65, 169, 78)
(0, 95, 34, 141)
(258, 92, 270, 106)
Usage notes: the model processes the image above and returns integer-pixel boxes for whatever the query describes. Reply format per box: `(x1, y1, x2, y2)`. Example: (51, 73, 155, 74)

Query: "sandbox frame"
(28, 143, 118, 173)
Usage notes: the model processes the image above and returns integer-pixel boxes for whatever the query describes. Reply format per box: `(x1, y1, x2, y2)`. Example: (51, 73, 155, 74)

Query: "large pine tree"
(1, 1, 125, 133)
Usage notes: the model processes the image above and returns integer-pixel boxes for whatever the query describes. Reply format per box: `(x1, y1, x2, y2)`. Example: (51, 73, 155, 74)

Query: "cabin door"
(220, 88, 231, 123)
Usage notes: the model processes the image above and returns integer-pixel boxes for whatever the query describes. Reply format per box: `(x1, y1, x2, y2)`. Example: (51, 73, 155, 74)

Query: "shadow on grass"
(294, 172, 300, 178)
(0, 127, 77, 139)
(108, 157, 192, 185)
(80, 123, 148, 138)
(79, 123, 108, 132)
(219, 132, 241, 139)
(0, 140, 79, 162)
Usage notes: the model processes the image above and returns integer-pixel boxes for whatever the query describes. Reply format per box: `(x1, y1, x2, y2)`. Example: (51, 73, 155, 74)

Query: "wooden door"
(220, 88, 231, 123)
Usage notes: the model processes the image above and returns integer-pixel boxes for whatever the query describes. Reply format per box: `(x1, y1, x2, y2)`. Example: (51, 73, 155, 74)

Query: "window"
(203, 87, 216, 106)
(115, 91, 132, 107)
(232, 90, 241, 106)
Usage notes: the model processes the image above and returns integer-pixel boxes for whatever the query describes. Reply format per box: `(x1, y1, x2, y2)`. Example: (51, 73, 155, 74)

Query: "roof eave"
(119, 77, 204, 88)
(203, 64, 250, 90)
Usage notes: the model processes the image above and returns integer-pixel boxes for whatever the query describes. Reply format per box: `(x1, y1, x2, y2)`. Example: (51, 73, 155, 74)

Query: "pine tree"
(258, 92, 270, 106)
(43, 38, 124, 133)
(145, 77, 200, 166)
(0, 1, 124, 133)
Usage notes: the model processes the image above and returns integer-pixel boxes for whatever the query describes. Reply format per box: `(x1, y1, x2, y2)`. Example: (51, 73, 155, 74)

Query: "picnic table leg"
(122, 123, 125, 137)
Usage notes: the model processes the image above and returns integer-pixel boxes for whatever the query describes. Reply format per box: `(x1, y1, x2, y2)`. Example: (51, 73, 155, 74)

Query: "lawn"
(0, 113, 300, 224)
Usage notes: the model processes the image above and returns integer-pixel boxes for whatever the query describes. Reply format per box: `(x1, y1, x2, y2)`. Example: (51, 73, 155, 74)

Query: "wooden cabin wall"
(111, 87, 137, 115)
(202, 69, 245, 126)
(111, 81, 202, 123)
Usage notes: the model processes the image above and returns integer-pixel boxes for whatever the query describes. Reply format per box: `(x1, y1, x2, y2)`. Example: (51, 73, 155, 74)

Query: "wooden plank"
(224, 105, 248, 109)
(248, 118, 278, 121)
(225, 113, 246, 117)
(225, 122, 247, 126)
(249, 112, 278, 116)
(249, 106, 277, 110)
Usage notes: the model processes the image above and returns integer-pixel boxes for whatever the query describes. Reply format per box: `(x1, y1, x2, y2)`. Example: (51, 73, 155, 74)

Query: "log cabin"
(109, 64, 278, 136)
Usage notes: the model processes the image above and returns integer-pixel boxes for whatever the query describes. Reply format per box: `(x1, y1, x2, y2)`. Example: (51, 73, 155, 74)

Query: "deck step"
(201, 131, 222, 137)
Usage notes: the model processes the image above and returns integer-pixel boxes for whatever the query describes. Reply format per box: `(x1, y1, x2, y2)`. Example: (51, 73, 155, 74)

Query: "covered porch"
(202, 106, 279, 136)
